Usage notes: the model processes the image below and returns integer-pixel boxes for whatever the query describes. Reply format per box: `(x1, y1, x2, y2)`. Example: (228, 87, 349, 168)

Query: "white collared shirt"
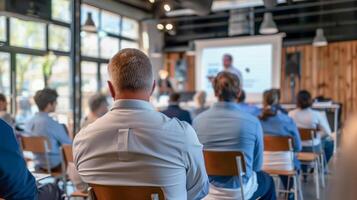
(289, 108, 332, 146)
(73, 99, 209, 200)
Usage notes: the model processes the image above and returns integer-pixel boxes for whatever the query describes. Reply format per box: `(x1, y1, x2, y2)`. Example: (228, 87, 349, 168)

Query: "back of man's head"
(108, 48, 153, 93)
(89, 93, 108, 113)
(213, 72, 241, 102)
(0, 93, 7, 111)
(169, 93, 181, 103)
(34, 88, 58, 111)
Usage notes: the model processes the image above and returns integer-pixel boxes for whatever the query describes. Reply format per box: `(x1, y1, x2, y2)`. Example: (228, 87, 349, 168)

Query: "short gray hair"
(108, 48, 153, 92)
(89, 93, 107, 112)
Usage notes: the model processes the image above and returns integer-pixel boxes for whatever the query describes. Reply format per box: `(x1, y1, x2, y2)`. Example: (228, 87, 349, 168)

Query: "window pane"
(81, 61, 98, 116)
(52, 0, 71, 23)
(0, 16, 6, 42)
(121, 17, 139, 39)
(48, 56, 71, 124)
(49, 24, 70, 52)
(10, 18, 46, 50)
(16, 54, 45, 125)
(100, 63, 113, 106)
(0, 52, 10, 96)
(81, 32, 99, 57)
(81, 4, 99, 28)
(100, 36, 119, 59)
(101, 10, 120, 35)
(121, 40, 139, 49)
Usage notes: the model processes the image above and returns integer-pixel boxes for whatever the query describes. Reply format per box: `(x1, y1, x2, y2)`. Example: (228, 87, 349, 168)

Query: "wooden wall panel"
(282, 40, 357, 120)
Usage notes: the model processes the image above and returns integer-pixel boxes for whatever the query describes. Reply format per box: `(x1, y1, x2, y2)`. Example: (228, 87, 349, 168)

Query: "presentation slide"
(195, 34, 283, 102)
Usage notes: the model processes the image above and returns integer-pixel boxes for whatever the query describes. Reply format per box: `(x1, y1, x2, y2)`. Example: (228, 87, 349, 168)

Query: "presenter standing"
(208, 54, 243, 86)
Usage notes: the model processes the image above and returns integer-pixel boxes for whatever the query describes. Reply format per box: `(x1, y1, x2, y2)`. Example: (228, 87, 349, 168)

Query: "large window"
(0, 53, 10, 96)
(122, 17, 139, 40)
(81, 32, 99, 57)
(10, 18, 46, 50)
(81, 4, 100, 27)
(101, 10, 120, 35)
(100, 36, 119, 59)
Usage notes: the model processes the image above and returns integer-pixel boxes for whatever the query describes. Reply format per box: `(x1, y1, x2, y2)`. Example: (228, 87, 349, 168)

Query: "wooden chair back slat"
(89, 184, 165, 200)
(20, 136, 48, 153)
(299, 128, 318, 141)
(264, 135, 293, 152)
(61, 144, 73, 164)
(203, 151, 246, 176)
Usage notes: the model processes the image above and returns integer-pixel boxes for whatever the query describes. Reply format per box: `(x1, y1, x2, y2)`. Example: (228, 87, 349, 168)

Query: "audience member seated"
(0, 119, 64, 200)
(289, 90, 334, 166)
(193, 71, 276, 200)
(270, 89, 288, 114)
(259, 90, 302, 199)
(0, 93, 14, 126)
(25, 88, 72, 172)
(161, 92, 192, 124)
(73, 49, 209, 199)
(191, 91, 209, 118)
(236, 90, 261, 116)
(81, 93, 109, 128)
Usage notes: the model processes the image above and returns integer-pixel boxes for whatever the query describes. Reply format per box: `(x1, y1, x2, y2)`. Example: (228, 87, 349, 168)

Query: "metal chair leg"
(293, 176, 298, 200)
(314, 161, 320, 199)
(298, 173, 304, 200)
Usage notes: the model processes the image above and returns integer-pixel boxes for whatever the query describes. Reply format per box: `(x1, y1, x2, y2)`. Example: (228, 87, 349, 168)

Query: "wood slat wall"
(281, 41, 357, 120)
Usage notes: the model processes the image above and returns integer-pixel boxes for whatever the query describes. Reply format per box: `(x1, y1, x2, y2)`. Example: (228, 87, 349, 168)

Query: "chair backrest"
(203, 151, 246, 176)
(299, 128, 318, 141)
(89, 184, 165, 200)
(20, 135, 49, 153)
(264, 135, 293, 152)
(61, 144, 73, 165)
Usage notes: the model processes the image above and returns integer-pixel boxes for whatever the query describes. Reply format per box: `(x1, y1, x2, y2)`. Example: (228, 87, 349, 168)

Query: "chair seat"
(71, 190, 88, 198)
(263, 168, 297, 176)
(297, 152, 318, 162)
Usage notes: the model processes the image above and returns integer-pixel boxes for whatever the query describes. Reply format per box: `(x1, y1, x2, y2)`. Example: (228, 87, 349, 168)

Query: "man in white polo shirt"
(73, 48, 209, 200)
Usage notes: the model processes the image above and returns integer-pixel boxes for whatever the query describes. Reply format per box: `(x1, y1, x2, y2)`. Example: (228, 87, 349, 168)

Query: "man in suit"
(162, 92, 192, 124)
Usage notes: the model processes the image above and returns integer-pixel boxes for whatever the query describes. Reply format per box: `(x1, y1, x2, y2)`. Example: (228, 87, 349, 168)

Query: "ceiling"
(113, 0, 357, 49)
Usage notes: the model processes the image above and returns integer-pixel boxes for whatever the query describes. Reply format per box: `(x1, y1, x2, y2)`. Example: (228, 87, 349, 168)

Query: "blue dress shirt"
(25, 112, 72, 168)
(0, 119, 37, 200)
(162, 105, 192, 124)
(193, 102, 264, 189)
(259, 113, 302, 169)
(236, 103, 261, 116)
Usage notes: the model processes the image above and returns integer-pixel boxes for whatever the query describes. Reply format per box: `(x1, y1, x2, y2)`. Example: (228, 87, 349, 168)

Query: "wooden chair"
(263, 135, 302, 200)
(61, 144, 88, 199)
(299, 128, 325, 199)
(20, 135, 61, 176)
(203, 151, 247, 200)
(88, 184, 165, 200)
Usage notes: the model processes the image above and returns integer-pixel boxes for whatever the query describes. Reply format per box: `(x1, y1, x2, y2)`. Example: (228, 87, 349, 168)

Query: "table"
(32, 172, 51, 181)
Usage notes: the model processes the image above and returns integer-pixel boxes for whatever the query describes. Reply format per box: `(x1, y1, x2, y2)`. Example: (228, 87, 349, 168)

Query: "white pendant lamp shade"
(83, 12, 96, 32)
(259, 12, 278, 34)
(313, 28, 328, 47)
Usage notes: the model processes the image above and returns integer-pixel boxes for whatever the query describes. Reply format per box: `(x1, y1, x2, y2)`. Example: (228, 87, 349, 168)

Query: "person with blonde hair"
(192, 91, 208, 118)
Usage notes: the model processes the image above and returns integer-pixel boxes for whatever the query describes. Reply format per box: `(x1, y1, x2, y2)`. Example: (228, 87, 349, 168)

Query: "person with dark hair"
(0, 93, 13, 126)
(193, 71, 276, 200)
(192, 91, 209, 118)
(236, 90, 260, 116)
(81, 93, 109, 128)
(161, 92, 192, 124)
(25, 88, 71, 172)
(289, 90, 334, 166)
(259, 90, 302, 200)
(0, 119, 64, 200)
(270, 89, 288, 114)
(73, 49, 209, 199)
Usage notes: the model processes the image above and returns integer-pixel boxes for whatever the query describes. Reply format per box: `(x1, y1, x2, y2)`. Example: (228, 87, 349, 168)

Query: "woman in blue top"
(259, 90, 302, 200)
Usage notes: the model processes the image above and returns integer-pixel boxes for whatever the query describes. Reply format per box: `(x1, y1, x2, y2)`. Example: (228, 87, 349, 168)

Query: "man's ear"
(108, 81, 116, 99)
(150, 80, 156, 96)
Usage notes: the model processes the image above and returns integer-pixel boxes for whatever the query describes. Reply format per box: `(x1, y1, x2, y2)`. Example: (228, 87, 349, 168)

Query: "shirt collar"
(111, 99, 155, 111)
(212, 101, 239, 110)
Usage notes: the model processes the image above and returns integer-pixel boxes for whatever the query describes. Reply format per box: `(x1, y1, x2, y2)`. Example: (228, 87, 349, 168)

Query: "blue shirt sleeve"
(0, 119, 37, 200)
(48, 119, 72, 145)
(253, 122, 264, 171)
